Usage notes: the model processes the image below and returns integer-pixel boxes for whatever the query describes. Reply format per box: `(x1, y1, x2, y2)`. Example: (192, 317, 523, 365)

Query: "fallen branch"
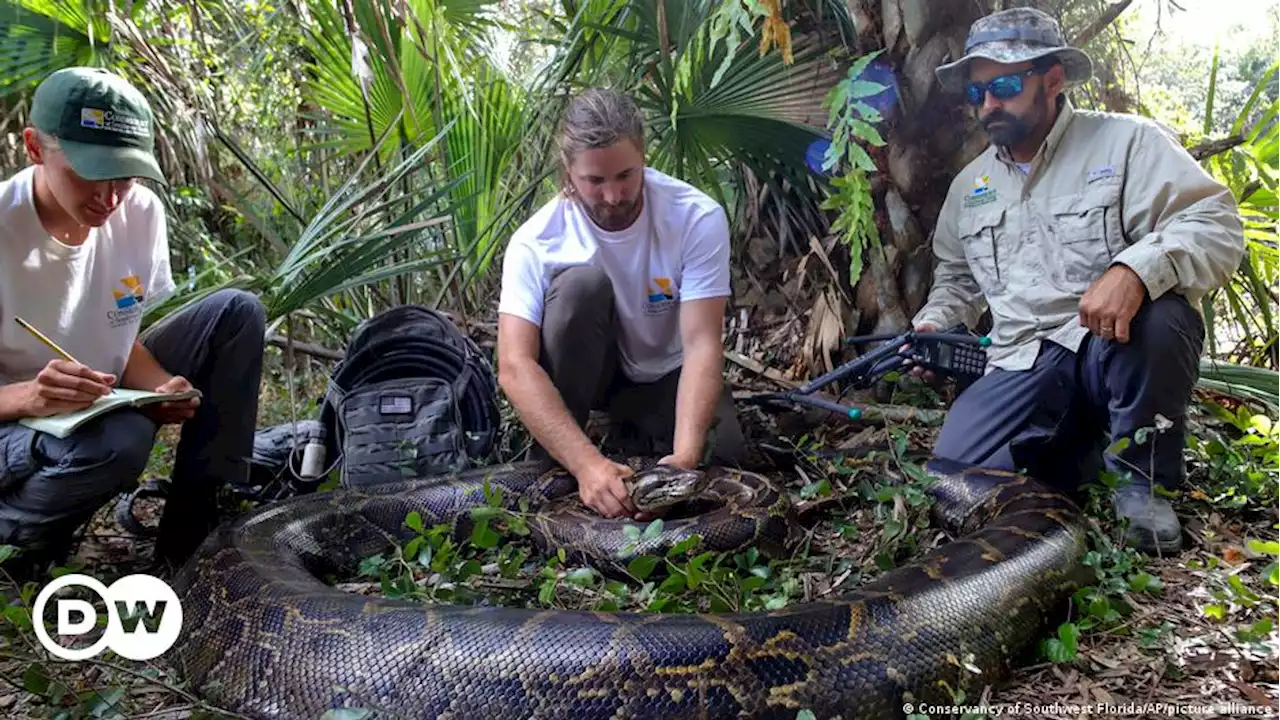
(723, 349, 801, 389)
(266, 334, 343, 361)
(1070, 0, 1136, 47)
(1188, 135, 1245, 160)
(856, 404, 947, 426)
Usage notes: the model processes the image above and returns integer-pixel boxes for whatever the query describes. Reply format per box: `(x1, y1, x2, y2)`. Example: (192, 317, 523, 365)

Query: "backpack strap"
(451, 350, 487, 457)
(323, 375, 348, 419)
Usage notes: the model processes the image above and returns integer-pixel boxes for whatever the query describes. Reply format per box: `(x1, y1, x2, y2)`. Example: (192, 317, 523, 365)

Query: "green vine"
(820, 49, 888, 285)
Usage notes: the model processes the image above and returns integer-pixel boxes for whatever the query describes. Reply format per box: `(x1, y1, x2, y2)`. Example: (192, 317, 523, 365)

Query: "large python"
(168, 457, 1092, 719)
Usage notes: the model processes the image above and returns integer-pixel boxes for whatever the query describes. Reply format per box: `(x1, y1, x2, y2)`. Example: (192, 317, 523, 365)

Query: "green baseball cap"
(29, 67, 166, 185)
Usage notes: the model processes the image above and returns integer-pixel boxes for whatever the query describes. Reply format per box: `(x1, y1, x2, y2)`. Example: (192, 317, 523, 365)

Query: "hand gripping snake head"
(627, 464, 710, 514)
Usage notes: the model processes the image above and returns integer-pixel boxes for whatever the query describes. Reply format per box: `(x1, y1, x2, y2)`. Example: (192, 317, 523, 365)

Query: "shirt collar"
(996, 97, 1075, 169)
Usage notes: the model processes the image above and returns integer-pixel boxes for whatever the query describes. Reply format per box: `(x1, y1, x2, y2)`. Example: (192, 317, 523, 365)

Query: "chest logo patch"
(108, 274, 146, 328)
(1087, 164, 1116, 182)
(112, 275, 145, 309)
(964, 174, 998, 207)
(645, 277, 677, 316)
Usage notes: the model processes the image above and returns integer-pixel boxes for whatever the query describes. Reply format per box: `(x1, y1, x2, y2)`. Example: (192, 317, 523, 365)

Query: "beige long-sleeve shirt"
(913, 100, 1245, 372)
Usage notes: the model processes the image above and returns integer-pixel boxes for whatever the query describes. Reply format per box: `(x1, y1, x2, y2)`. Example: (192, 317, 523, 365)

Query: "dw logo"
(33, 574, 183, 661)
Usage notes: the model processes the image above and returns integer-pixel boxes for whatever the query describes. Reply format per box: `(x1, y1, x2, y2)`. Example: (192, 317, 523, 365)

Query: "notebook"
(19, 387, 202, 439)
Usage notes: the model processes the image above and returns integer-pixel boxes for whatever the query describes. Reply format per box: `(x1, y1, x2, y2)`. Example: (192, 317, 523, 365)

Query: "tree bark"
(1189, 135, 1246, 160)
(834, 0, 994, 337)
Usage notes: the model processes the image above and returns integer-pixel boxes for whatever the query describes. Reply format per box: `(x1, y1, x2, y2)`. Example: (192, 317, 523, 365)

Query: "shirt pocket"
(1048, 182, 1122, 293)
(958, 202, 1009, 296)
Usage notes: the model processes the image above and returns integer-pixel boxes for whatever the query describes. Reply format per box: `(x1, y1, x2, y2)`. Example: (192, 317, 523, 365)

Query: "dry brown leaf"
(1088, 653, 1123, 670)
(803, 287, 845, 376)
(806, 235, 853, 305)
(1229, 680, 1278, 709)
(757, 0, 793, 64)
(793, 253, 810, 295)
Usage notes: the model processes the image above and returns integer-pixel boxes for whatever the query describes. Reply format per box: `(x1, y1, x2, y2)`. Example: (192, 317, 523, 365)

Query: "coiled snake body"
(170, 458, 1091, 719)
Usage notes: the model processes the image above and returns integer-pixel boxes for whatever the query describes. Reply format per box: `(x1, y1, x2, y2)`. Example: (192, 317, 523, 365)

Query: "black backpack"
(253, 305, 501, 493)
(116, 306, 501, 535)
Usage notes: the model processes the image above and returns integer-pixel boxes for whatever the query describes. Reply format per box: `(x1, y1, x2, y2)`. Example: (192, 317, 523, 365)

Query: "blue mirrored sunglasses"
(964, 68, 1040, 106)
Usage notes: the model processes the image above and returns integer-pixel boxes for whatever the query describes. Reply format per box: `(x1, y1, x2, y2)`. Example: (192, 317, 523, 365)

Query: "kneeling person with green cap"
(0, 68, 266, 579)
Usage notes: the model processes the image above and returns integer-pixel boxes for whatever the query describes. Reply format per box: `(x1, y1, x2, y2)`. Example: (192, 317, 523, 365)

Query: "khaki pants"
(533, 266, 746, 466)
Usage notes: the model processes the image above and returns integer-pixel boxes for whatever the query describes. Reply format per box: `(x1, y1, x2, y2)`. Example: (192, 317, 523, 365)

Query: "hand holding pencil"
(12, 317, 115, 417)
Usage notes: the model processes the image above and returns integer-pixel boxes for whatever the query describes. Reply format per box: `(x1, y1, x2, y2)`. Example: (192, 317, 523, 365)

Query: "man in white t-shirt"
(0, 68, 265, 580)
(497, 88, 746, 520)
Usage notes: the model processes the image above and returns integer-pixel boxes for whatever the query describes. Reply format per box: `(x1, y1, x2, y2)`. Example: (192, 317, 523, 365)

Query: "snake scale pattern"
(169, 457, 1092, 719)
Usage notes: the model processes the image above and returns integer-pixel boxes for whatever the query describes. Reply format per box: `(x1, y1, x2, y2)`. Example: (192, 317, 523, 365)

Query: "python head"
(628, 464, 709, 514)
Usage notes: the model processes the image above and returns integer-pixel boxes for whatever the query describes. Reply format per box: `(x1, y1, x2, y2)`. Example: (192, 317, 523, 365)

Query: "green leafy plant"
(819, 49, 887, 285)
(1188, 538, 1277, 653)
(1187, 399, 1280, 509)
(1199, 58, 1279, 368)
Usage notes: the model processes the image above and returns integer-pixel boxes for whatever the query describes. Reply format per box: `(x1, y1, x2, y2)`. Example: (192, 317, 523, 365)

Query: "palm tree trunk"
(832, 0, 997, 334)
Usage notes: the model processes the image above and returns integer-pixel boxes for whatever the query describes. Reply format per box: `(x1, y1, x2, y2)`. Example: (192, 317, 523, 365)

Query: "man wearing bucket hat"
(0, 67, 266, 580)
(910, 8, 1244, 554)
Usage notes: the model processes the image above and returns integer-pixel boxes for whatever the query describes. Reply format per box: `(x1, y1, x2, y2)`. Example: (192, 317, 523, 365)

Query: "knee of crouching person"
(82, 411, 158, 492)
(547, 265, 612, 306)
(217, 288, 267, 335)
(1132, 293, 1203, 354)
(113, 412, 157, 480)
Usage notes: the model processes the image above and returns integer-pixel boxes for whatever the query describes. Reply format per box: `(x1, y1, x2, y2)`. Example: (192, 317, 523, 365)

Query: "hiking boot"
(1113, 484, 1182, 554)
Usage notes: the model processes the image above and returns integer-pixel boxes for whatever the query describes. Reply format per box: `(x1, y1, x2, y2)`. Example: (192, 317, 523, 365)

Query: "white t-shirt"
(498, 167, 731, 383)
(0, 166, 176, 385)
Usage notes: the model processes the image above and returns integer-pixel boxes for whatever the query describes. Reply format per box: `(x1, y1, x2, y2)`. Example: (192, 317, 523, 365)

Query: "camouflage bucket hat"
(935, 7, 1093, 94)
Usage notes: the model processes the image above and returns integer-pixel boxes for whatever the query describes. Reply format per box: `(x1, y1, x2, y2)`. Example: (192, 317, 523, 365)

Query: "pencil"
(14, 316, 82, 366)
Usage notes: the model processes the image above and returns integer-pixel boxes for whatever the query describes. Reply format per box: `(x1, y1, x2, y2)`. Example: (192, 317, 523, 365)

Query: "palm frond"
(1199, 359, 1280, 415)
(261, 118, 466, 319)
(0, 0, 115, 97)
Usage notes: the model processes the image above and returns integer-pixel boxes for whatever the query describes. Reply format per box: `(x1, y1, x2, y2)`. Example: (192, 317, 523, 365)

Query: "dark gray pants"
(536, 266, 747, 466)
(0, 288, 265, 567)
(934, 294, 1204, 491)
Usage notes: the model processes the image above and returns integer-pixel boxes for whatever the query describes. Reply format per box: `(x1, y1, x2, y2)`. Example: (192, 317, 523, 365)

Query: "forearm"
(500, 359, 603, 475)
(0, 383, 27, 422)
(913, 280, 985, 330)
(1113, 204, 1245, 300)
(1116, 126, 1246, 300)
(120, 340, 173, 391)
(671, 342, 722, 464)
